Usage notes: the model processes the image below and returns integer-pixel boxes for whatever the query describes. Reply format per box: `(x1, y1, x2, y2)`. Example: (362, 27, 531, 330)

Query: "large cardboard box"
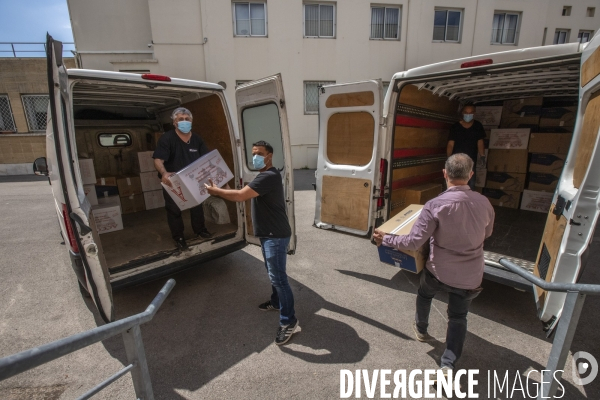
(489, 128, 530, 150)
(377, 205, 428, 273)
(78, 159, 96, 185)
(475, 168, 487, 188)
(502, 97, 543, 119)
(391, 182, 442, 213)
(529, 153, 567, 174)
(475, 106, 503, 126)
(528, 132, 572, 154)
(487, 149, 528, 173)
(91, 204, 123, 234)
(97, 194, 121, 208)
(162, 149, 234, 211)
(499, 115, 540, 129)
(144, 190, 165, 210)
(140, 171, 162, 192)
(95, 185, 119, 198)
(96, 176, 118, 186)
(486, 172, 526, 192)
(481, 188, 521, 209)
(117, 176, 143, 197)
(539, 106, 577, 127)
(83, 184, 98, 206)
(120, 194, 146, 214)
(521, 190, 554, 213)
(137, 151, 155, 173)
(528, 172, 559, 192)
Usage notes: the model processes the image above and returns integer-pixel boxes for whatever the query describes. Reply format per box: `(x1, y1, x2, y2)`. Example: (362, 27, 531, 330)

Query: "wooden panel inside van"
(573, 93, 600, 188)
(321, 175, 371, 231)
(326, 112, 374, 166)
(325, 91, 375, 108)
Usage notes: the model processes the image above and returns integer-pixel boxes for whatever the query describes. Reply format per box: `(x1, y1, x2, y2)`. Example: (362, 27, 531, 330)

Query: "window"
(370, 7, 400, 40)
(562, 6, 571, 16)
(304, 3, 335, 38)
(22, 95, 49, 132)
(433, 9, 462, 42)
(241, 103, 284, 170)
(98, 133, 132, 147)
(587, 7, 595, 17)
(491, 12, 520, 44)
(554, 29, 570, 44)
(233, 2, 266, 37)
(578, 30, 593, 43)
(0, 95, 16, 132)
(382, 81, 390, 95)
(304, 81, 335, 114)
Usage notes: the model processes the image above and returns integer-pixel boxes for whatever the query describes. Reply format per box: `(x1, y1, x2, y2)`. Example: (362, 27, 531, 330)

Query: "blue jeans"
(260, 237, 296, 326)
(415, 269, 482, 369)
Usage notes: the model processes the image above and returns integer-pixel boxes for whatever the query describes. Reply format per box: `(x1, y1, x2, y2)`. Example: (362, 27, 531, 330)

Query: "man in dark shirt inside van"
(447, 104, 487, 190)
(153, 107, 212, 251)
(205, 140, 299, 345)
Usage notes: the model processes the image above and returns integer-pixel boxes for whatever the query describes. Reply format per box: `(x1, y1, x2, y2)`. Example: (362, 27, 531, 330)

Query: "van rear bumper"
(484, 264, 534, 292)
(110, 240, 247, 290)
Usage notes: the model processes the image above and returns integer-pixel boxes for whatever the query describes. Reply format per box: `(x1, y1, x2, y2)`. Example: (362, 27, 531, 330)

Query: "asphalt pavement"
(0, 171, 599, 399)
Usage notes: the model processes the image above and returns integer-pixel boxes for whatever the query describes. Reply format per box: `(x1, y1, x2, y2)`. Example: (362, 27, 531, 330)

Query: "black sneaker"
(275, 320, 301, 345)
(196, 229, 213, 239)
(258, 300, 280, 312)
(175, 237, 190, 251)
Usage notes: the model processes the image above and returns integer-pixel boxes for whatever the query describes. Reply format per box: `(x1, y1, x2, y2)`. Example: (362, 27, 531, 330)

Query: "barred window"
(433, 8, 462, 42)
(304, 3, 335, 38)
(371, 7, 400, 40)
(22, 95, 49, 132)
(491, 12, 520, 44)
(0, 95, 16, 132)
(304, 81, 335, 114)
(233, 2, 267, 37)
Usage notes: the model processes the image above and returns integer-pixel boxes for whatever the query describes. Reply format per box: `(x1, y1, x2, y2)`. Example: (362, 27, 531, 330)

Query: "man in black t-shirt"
(153, 107, 212, 251)
(205, 140, 299, 345)
(447, 104, 487, 190)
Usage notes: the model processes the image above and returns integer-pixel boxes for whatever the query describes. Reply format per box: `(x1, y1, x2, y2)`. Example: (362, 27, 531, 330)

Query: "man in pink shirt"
(373, 153, 495, 373)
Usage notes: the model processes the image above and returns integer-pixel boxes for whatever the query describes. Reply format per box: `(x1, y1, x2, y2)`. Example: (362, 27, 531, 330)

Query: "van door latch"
(553, 195, 567, 216)
(70, 212, 92, 236)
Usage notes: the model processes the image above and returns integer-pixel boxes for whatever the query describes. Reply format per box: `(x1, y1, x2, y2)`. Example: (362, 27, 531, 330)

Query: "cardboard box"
(390, 183, 442, 213)
(78, 159, 96, 185)
(97, 194, 121, 208)
(528, 132, 573, 154)
(481, 188, 521, 209)
(529, 153, 567, 174)
(95, 185, 119, 198)
(83, 184, 98, 206)
(96, 176, 117, 186)
(475, 106, 503, 126)
(144, 190, 165, 210)
(117, 176, 143, 197)
(486, 172, 526, 192)
(499, 116, 540, 130)
(91, 204, 123, 234)
(521, 190, 554, 213)
(120, 194, 146, 214)
(528, 172, 559, 192)
(162, 149, 234, 211)
(140, 171, 162, 192)
(489, 129, 530, 150)
(487, 149, 528, 173)
(475, 168, 486, 188)
(137, 151, 155, 173)
(377, 205, 428, 273)
(502, 97, 543, 119)
(539, 106, 577, 127)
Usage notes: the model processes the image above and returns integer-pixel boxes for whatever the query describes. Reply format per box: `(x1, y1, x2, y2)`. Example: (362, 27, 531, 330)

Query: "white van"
(34, 36, 296, 323)
(314, 33, 600, 332)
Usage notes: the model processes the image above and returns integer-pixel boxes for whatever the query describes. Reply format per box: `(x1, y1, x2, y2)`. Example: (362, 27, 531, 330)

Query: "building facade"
(67, 0, 600, 168)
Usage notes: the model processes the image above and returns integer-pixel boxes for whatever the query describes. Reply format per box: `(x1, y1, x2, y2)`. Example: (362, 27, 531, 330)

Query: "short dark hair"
(252, 140, 273, 154)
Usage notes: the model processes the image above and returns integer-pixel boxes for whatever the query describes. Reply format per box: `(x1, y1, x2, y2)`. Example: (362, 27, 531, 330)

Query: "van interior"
(71, 81, 239, 270)
(389, 51, 582, 273)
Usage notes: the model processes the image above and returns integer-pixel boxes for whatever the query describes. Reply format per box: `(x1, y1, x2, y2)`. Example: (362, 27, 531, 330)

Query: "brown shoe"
(412, 321, 433, 342)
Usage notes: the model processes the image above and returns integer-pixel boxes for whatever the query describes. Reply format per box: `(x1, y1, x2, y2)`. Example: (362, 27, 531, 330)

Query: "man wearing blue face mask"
(153, 107, 212, 251)
(447, 104, 487, 190)
(204, 140, 299, 345)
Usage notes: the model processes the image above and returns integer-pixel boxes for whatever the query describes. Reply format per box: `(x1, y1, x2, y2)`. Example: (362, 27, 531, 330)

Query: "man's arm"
(373, 207, 437, 251)
(206, 181, 259, 202)
(447, 141, 455, 158)
(485, 207, 495, 239)
(477, 139, 485, 157)
(154, 158, 174, 187)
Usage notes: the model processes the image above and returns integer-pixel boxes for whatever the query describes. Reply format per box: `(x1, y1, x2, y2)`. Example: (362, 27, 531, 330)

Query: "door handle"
(70, 212, 92, 236)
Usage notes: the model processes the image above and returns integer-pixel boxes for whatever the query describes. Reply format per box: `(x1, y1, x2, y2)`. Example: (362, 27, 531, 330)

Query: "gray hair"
(171, 107, 193, 120)
(445, 153, 473, 181)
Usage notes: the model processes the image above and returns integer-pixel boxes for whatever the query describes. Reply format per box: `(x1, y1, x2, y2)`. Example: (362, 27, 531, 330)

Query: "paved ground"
(0, 171, 599, 399)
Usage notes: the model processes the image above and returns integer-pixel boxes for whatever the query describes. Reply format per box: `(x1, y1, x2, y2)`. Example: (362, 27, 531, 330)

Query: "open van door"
(235, 74, 296, 254)
(534, 34, 600, 330)
(314, 80, 383, 236)
(47, 35, 114, 322)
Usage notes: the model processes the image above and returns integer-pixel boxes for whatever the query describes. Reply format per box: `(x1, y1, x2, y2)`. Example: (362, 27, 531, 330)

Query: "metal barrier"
(0, 42, 76, 58)
(499, 259, 600, 400)
(0, 279, 175, 400)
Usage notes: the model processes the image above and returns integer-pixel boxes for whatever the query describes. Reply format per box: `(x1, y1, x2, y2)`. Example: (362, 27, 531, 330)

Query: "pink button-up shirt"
(382, 185, 495, 290)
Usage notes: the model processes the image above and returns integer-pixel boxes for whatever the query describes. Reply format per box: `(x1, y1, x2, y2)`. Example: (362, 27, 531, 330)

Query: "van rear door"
(235, 74, 296, 253)
(47, 35, 114, 322)
(534, 34, 600, 326)
(313, 80, 383, 236)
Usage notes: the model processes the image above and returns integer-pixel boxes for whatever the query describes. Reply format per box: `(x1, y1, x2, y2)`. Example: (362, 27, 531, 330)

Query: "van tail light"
(141, 74, 171, 82)
(460, 59, 493, 68)
(377, 159, 388, 209)
(62, 203, 80, 253)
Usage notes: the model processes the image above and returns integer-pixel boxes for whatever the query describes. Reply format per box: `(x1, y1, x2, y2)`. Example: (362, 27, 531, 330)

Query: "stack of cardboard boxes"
(138, 151, 165, 211)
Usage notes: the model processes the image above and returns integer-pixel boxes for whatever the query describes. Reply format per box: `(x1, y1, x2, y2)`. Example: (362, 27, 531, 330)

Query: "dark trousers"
(260, 237, 296, 326)
(415, 269, 482, 369)
(162, 188, 207, 240)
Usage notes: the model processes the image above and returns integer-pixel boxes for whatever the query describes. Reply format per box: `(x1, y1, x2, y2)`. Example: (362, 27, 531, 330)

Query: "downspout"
(403, 0, 410, 71)
(470, 0, 479, 56)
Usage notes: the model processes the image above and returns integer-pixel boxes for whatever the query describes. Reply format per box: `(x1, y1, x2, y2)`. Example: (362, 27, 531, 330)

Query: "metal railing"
(0, 279, 175, 400)
(499, 259, 600, 400)
(0, 42, 76, 58)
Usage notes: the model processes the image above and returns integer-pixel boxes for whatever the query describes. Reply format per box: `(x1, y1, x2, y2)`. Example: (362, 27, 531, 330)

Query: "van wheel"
(79, 281, 91, 298)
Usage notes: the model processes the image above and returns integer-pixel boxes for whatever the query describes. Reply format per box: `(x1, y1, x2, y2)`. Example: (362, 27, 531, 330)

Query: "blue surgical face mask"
(177, 121, 192, 133)
(253, 154, 266, 170)
(463, 114, 474, 123)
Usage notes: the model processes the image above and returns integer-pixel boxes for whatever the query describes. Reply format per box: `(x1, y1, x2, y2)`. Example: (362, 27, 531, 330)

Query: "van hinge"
(280, 99, 285, 108)
(380, 116, 387, 127)
(236, 139, 241, 146)
(553, 195, 567, 216)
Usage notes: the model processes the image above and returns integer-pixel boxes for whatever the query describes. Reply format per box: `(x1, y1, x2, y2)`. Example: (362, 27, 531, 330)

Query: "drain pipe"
(470, 0, 479, 56)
